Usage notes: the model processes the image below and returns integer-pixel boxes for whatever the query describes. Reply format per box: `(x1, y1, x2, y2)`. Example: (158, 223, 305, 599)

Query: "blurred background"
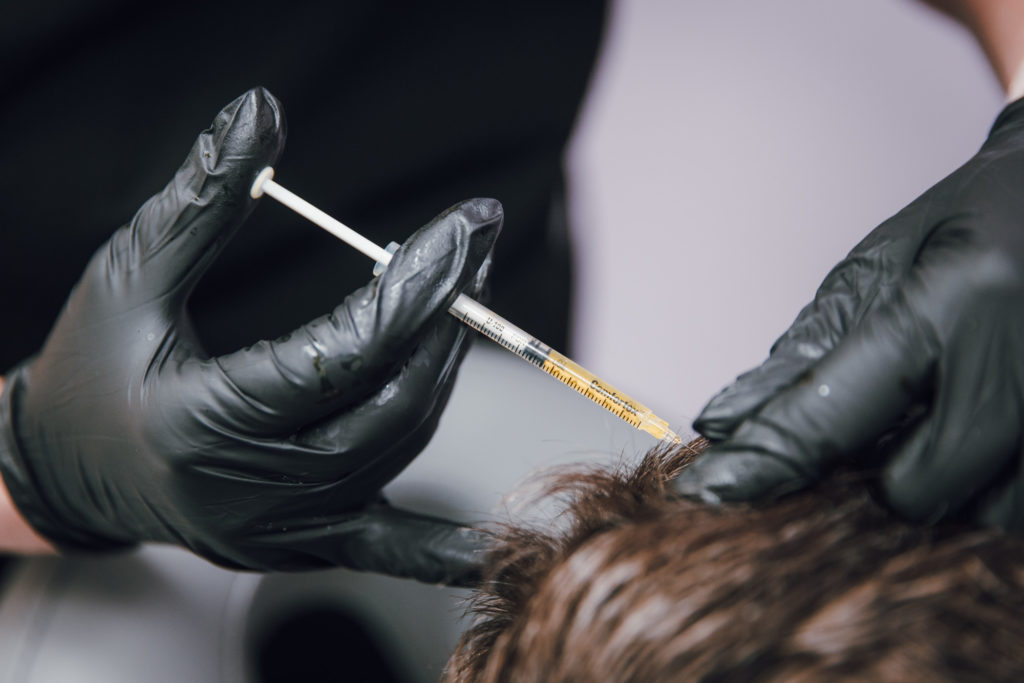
(568, 0, 1003, 429)
(0, 1, 1007, 681)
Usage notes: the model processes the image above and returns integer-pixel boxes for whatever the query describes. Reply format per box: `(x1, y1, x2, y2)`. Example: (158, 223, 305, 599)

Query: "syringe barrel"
(448, 294, 680, 444)
(448, 294, 550, 366)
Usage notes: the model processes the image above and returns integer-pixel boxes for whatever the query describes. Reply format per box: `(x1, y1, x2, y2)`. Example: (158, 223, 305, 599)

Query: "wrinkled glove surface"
(0, 88, 500, 585)
(676, 99, 1024, 530)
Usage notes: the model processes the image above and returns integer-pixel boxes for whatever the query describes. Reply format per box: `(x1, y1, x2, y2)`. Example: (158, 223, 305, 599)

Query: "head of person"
(445, 438, 1024, 682)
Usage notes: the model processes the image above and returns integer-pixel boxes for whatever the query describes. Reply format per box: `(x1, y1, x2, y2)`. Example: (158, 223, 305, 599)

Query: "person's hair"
(445, 438, 1024, 682)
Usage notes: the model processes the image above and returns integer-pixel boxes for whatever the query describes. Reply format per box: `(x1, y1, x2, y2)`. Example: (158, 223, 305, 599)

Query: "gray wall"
(568, 0, 1004, 432)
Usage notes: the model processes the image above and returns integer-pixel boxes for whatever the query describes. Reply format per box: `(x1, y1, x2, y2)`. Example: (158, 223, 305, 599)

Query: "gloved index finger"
(208, 199, 502, 436)
(115, 88, 285, 301)
(694, 198, 941, 441)
(674, 285, 939, 503)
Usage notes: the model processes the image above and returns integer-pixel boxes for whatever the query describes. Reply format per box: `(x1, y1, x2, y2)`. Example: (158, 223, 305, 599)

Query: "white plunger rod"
(249, 167, 393, 265)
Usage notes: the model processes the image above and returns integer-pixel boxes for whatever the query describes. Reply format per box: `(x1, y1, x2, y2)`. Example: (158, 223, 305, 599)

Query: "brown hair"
(445, 439, 1024, 682)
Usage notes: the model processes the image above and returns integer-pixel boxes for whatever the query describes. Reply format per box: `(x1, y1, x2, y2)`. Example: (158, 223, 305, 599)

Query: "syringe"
(250, 167, 681, 444)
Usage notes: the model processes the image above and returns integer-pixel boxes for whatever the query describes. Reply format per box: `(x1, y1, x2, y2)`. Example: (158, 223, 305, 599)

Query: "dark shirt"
(0, 1, 605, 367)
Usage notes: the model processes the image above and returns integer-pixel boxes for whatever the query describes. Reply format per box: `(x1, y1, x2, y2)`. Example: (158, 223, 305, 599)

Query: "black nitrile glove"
(0, 88, 500, 586)
(675, 99, 1024, 530)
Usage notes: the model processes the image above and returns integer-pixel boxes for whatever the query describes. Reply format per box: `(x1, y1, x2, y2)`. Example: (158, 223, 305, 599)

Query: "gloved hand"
(674, 99, 1024, 530)
(0, 88, 501, 586)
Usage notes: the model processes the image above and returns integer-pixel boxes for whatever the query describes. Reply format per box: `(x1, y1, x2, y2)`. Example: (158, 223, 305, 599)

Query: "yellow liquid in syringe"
(449, 294, 681, 444)
(541, 350, 678, 443)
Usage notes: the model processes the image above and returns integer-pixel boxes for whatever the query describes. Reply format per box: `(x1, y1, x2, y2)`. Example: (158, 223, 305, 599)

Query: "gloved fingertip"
(671, 448, 810, 504)
(456, 198, 503, 265)
(406, 199, 502, 300)
(692, 407, 740, 442)
(691, 378, 763, 441)
(694, 352, 833, 442)
(202, 86, 286, 180)
(671, 464, 725, 504)
(459, 197, 504, 226)
(693, 380, 777, 441)
(442, 526, 493, 588)
(229, 86, 285, 136)
(881, 466, 947, 524)
(399, 199, 501, 268)
(241, 86, 286, 143)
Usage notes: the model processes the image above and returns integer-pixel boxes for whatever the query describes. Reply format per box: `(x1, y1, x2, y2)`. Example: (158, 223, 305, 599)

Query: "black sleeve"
(0, 0, 607, 367)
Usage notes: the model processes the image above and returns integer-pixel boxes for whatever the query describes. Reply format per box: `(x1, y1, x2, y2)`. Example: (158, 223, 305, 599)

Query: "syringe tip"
(250, 166, 275, 199)
(660, 430, 684, 447)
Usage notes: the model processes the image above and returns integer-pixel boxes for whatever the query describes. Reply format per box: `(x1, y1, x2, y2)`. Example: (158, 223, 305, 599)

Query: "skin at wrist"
(0, 377, 57, 554)
(920, 0, 1024, 98)
(1007, 60, 1024, 102)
